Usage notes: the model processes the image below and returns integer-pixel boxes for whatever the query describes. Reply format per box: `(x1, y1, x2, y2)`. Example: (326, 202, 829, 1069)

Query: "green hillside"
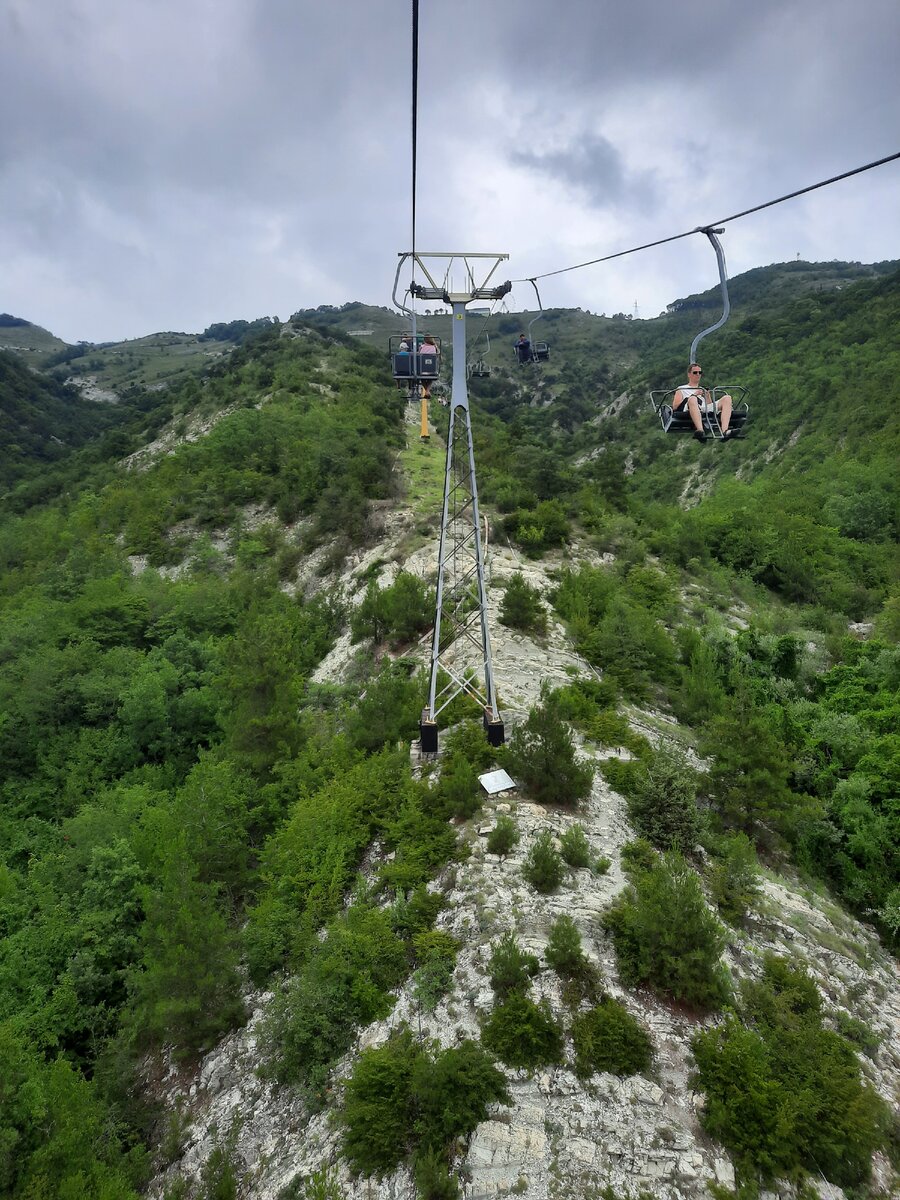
(0, 313, 67, 356)
(0, 350, 133, 493)
(0, 267, 897, 1198)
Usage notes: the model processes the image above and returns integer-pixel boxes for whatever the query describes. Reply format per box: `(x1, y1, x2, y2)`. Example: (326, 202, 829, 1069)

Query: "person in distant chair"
(418, 334, 439, 399)
(515, 332, 532, 364)
(395, 338, 411, 389)
(673, 364, 734, 442)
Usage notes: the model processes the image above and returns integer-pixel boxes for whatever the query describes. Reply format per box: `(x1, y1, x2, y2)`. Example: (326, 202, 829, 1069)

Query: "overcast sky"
(2, 0, 899, 343)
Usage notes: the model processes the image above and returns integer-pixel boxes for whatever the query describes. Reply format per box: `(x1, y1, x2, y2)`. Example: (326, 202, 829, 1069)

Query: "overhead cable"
(513, 150, 900, 283)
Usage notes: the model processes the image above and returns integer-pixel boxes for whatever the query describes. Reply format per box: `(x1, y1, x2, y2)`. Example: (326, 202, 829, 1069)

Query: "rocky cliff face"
(145, 414, 899, 1200)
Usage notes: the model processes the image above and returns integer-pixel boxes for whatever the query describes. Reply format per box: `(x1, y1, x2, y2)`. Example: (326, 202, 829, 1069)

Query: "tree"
(481, 992, 563, 1069)
(602, 852, 729, 1011)
(488, 932, 539, 998)
(499, 573, 547, 635)
(129, 843, 245, 1055)
(521, 829, 565, 893)
(626, 751, 703, 852)
(703, 689, 792, 835)
(505, 692, 593, 808)
(571, 998, 652, 1079)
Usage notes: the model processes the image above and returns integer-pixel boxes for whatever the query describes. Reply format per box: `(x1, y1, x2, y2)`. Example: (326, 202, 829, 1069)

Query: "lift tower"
(394, 252, 511, 752)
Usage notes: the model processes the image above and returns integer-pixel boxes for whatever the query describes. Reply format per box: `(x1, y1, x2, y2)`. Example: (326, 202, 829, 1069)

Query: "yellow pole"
(420, 388, 429, 441)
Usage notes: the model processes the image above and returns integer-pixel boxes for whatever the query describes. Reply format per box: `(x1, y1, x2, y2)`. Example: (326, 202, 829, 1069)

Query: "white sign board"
(478, 768, 517, 795)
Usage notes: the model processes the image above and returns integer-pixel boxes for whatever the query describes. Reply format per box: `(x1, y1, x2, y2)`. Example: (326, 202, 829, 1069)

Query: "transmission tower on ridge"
(394, 252, 511, 753)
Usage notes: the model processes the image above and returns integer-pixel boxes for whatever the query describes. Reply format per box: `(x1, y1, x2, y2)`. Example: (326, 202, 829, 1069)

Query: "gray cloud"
(0, 0, 897, 342)
(511, 135, 658, 213)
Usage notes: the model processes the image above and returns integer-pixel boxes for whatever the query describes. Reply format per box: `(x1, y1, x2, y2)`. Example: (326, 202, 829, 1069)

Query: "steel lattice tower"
(394, 252, 510, 752)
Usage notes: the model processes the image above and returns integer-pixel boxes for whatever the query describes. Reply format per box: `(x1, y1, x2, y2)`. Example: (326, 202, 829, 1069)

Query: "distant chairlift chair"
(390, 333, 442, 394)
(515, 279, 551, 364)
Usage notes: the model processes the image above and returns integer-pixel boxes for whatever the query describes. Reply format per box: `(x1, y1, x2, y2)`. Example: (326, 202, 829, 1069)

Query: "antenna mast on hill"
(394, 252, 511, 752)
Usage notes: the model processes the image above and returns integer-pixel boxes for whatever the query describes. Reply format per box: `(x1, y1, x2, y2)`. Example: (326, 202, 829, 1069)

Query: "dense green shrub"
(619, 838, 657, 876)
(481, 992, 564, 1069)
(544, 915, 587, 977)
(571, 997, 653, 1079)
(625, 751, 703, 852)
(414, 1147, 460, 1200)
(499, 573, 548, 634)
(598, 756, 644, 797)
(602, 853, 729, 1011)
(277, 1166, 344, 1200)
(504, 693, 594, 808)
(350, 571, 432, 648)
(258, 902, 409, 1101)
(702, 688, 792, 836)
(522, 829, 565, 893)
(432, 753, 482, 821)
(559, 823, 592, 868)
(692, 956, 889, 1190)
(342, 1028, 508, 1180)
(486, 814, 519, 856)
(411, 930, 458, 1013)
(545, 914, 600, 1004)
(707, 833, 761, 924)
(488, 932, 539, 999)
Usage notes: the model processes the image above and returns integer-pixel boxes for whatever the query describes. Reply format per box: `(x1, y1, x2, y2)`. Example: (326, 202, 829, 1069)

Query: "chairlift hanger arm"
(526, 278, 544, 343)
(689, 227, 730, 366)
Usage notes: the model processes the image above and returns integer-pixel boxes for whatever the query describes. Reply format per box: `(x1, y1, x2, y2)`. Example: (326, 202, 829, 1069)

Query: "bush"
(488, 932, 539, 999)
(571, 997, 653, 1079)
(602, 852, 730, 1011)
(350, 572, 432, 648)
(692, 956, 889, 1190)
(258, 903, 408, 1101)
(499, 573, 548, 635)
(594, 855, 612, 875)
(545, 915, 600, 1004)
(342, 1028, 509, 1179)
(707, 833, 761, 925)
(486, 814, 519, 857)
(504, 692, 594, 808)
(414, 1147, 459, 1200)
(544, 915, 587, 977)
(626, 751, 703, 852)
(481, 992, 564, 1069)
(599, 756, 643, 797)
(559, 823, 591, 868)
(278, 1167, 344, 1199)
(619, 838, 657, 876)
(431, 753, 482, 821)
(412, 930, 458, 1014)
(522, 829, 565, 893)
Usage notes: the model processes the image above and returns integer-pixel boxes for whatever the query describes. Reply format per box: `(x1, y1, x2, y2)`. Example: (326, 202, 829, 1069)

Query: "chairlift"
(389, 332, 442, 391)
(650, 228, 750, 442)
(513, 279, 551, 364)
(469, 332, 493, 379)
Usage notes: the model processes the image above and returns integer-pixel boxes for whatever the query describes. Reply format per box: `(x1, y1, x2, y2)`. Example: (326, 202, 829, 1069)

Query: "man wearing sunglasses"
(673, 364, 734, 442)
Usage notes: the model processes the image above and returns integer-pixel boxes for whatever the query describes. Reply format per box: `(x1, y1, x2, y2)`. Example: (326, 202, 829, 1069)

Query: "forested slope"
(0, 271, 897, 1200)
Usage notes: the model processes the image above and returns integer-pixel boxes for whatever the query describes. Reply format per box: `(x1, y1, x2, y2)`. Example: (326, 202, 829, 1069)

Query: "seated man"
(673, 364, 734, 441)
(515, 333, 532, 364)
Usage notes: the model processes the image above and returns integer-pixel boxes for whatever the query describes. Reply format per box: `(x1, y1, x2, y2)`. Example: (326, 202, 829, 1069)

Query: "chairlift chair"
(389, 333, 442, 390)
(649, 228, 750, 442)
(469, 332, 493, 378)
(513, 280, 552, 364)
(651, 385, 750, 438)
